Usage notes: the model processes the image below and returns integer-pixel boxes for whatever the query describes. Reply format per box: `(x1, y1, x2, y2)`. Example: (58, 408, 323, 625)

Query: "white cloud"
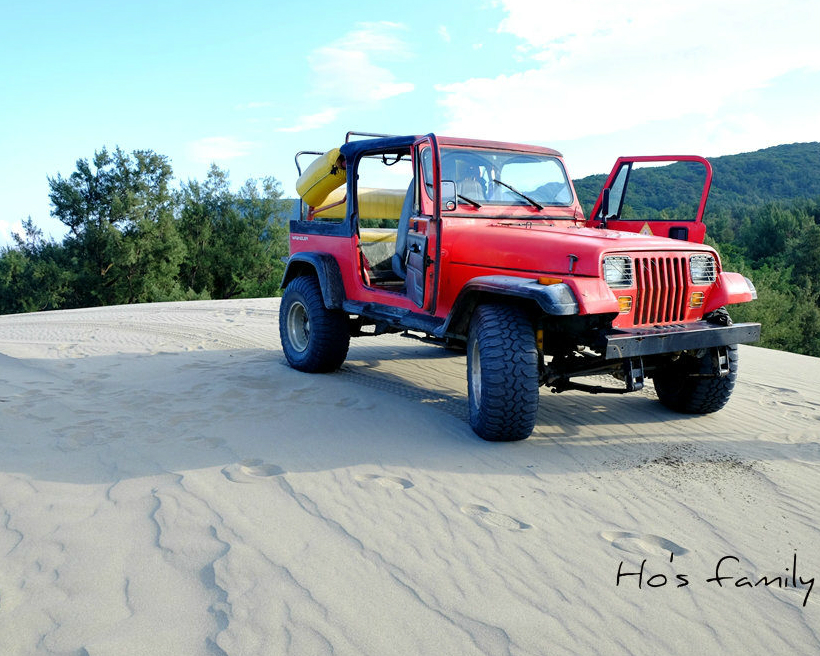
(496, 0, 658, 50)
(279, 22, 415, 132)
(438, 25, 451, 43)
(308, 22, 415, 104)
(187, 137, 256, 163)
(436, 0, 820, 145)
(277, 108, 340, 133)
(698, 110, 820, 158)
(369, 82, 415, 101)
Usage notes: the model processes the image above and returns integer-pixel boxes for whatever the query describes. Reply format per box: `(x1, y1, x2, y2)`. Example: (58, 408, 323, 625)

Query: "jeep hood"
(447, 221, 716, 277)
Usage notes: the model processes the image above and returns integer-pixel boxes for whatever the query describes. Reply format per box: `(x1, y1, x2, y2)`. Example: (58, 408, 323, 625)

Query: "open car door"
(404, 135, 441, 311)
(587, 156, 712, 243)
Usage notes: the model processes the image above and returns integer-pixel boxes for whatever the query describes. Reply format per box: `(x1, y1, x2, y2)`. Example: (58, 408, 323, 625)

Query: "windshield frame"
(430, 145, 576, 218)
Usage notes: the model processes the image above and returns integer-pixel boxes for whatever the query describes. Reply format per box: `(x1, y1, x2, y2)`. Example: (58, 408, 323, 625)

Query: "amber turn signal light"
(617, 296, 633, 313)
(689, 291, 705, 308)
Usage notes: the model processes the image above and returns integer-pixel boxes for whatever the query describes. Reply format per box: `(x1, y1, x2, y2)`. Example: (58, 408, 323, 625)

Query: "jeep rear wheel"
(652, 344, 738, 414)
(279, 275, 350, 373)
(467, 304, 540, 441)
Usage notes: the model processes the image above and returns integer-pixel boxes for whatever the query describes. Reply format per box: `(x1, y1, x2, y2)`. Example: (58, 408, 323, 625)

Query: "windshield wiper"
(491, 178, 543, 210)
(427, 181, 482, 208)
(457, 194, 482, 208)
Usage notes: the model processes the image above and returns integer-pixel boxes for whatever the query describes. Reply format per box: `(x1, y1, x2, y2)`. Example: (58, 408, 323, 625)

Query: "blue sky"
(2, 0, 819, 245)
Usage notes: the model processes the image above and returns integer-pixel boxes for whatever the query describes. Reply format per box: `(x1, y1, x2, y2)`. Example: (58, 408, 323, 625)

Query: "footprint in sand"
(600, 531, 688, 556)
(221, 459, 285, 483)
(184, 435, 227, 449)
(354, 474, 414, 490)
(460, 504, 531, 531)
(753, 384, 820, 418)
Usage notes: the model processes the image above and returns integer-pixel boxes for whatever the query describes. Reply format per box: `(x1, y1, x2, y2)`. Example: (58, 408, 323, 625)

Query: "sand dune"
(1, 299, 819, 655)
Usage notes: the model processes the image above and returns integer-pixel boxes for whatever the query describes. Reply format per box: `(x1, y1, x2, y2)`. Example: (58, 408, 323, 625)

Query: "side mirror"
(441, 180, 457, 211)
(601, 187, 610, 219)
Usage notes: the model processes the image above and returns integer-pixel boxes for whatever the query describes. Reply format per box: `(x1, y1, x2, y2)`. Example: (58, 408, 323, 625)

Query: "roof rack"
(294, 150, 325, 177)
(295, 132, 400, 174)
(345, 131, 399, 143)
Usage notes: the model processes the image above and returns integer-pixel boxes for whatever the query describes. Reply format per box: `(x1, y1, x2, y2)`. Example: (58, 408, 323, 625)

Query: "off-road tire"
(279, 275, 350, 373)
(652, 344, 739, 414)
(467, 304, 540, 441)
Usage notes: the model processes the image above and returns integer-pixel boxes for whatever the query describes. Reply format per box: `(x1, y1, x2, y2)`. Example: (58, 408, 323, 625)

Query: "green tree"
(176, 165, 290, 299)
(0, 219, 74, 313)
(789, 222, 820, 284)
(48, 147, 186, 305)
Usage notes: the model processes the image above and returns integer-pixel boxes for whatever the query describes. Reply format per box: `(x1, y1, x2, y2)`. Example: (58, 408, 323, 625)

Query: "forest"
(0, 148, 290, 314)
(2, 143, 819, 356)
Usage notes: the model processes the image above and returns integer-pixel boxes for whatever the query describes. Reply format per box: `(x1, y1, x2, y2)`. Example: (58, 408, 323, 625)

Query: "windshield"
(429, 147, 573, 208)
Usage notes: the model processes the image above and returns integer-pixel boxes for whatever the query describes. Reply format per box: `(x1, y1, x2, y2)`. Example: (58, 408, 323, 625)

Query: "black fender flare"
(280, 252, 345, 310)
(443, 275, 579, 338)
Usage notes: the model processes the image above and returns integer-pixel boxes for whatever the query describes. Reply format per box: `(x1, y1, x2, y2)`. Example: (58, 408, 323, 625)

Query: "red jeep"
(279, 131, 760, 441)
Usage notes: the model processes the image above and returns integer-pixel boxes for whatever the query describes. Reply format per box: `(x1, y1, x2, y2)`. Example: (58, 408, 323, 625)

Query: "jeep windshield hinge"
(599, 188, 611, 229)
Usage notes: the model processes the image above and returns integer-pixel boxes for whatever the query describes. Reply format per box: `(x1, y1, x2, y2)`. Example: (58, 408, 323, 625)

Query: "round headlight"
(690, 254, 717, 284)
(603, 256, 633, 288)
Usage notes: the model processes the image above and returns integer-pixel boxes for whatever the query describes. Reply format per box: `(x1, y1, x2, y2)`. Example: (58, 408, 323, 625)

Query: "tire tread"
(467, 304, 540, 441)
(653, 344, 738, 414)
(279, 275, 350, 373)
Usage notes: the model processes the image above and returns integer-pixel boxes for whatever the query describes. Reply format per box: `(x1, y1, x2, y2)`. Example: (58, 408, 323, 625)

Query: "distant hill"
(573, 142, 820, 217)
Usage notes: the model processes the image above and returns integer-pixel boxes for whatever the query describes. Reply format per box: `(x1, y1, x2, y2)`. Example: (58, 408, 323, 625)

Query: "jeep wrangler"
(279, 131, 761, 441)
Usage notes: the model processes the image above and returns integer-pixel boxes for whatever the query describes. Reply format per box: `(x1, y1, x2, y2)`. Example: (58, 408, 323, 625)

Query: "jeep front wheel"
(466, 304, 540, 441)
(652, 344, 738, 414)
(279, 275, 350, 373)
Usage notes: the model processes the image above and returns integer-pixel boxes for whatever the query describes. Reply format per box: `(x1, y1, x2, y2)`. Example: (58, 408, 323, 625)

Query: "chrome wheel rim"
(287, 301, 310, 352)
(470, 340, 482, 407)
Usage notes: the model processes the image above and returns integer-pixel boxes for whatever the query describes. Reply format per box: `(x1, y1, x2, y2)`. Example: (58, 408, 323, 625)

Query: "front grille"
(633, 256, 688, 325)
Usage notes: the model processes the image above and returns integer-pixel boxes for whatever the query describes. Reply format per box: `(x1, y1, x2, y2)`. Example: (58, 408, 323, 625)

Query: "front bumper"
(603, 322, 761, 360)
